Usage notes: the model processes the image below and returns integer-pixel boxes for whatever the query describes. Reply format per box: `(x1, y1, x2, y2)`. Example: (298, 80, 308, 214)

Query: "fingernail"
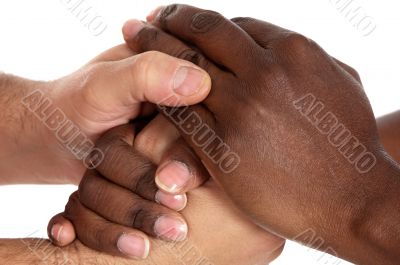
(173, 66, 208, 96)
(146, 6, 164, 22)
(154, 215, 188, 241)
(156, 161, 192, 193)
(155, 190, 187, 211)
(122, 19, 145, 40)
(117, 233, 150, 259)
(51, 223, 64, 243)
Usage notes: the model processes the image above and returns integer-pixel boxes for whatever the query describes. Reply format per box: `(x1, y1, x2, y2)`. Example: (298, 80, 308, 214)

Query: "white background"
(0, 0, 399, 264)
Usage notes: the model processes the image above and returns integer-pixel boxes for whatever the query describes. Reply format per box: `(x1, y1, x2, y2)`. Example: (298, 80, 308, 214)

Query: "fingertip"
(168, 64, 211, 105)
(155, 190, 187, 211)
(49, 215, 76, 247)
(154, 215, 188, 242)
(122, 19, 145, 41)
(146, 6, 164, 22)
(127, 51, 211, 107)
(159, 65, 211, 107)
(117, 233, 150, 259)
(155, 160, 193, 194)
(189, 66, 212, 104)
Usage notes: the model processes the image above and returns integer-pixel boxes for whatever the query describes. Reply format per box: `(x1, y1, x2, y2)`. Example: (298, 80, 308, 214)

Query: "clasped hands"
(39, 4, 400, 265)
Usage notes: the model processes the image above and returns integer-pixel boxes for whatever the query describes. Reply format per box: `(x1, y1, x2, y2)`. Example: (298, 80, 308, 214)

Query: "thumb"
(92, 51, 211, 108)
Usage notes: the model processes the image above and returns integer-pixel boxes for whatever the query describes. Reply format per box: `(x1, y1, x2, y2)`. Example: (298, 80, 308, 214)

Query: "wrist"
(0, 74, 55, 184)
(0, 74, 50, 135)
(341, 152, 400, 264)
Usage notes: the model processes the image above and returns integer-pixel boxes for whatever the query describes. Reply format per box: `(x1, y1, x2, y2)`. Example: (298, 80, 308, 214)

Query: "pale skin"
(0, 45, 284, 264)
(0, 44, 211, 185)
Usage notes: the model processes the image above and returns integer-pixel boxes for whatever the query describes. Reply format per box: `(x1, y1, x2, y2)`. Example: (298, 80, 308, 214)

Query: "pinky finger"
(47, 213, 76, 247)
(63, 192, 150, 259)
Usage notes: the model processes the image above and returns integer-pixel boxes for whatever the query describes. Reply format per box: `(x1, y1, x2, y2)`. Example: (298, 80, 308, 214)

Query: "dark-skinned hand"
(121, 5, 400, 265)
(48, 116, 284, 264)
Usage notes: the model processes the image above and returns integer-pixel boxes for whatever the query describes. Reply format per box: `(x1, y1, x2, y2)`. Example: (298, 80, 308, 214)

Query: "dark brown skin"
(48, 119, 284, 264)
(12, 107, 400, 265)
(378, 111, 400, 162)
(119, 4, 400, 264)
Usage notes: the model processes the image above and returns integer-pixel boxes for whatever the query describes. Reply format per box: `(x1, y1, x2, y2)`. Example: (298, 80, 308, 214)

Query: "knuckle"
(134, 168, 157, 197)
(99, 140, 126, 168)
(64, 192, 80, 216)
(126, 202, 147, 229)
(96, 133, 118, 153)
(78, 173, 101, 204)
(176, 49, 208, 69)
(278, 33, 317, 55)
(231, 16, 255, 25)
(136, 50, 159, 66)
(134, 129, 163, 156)
(92, 226, 108, 250)
(137, 27, 160, 49)
(351, 69, 361, 81)
(247, 63, 288, 95)
(343, 65, 361, 81)
(190, 11, 225, 33)
(347, 66, 359, 76)
(133, 51, 161, 80)
(284, 33, 311, 47)
(158, 4, 179, 26)
(125, 154, 154, 192)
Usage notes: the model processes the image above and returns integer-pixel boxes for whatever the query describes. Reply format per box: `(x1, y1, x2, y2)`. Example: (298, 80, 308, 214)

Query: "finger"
(86, 50, 212, 111)
(231, 17, 289, 48)
(95, 126, 158, 201)
(231, 17, 362, 84)
(78, 173, 188, 241)
(135, 113, 210, 195)
(233, 17, 325, 67)
(146, 6, 164, 22)
(88, 44, 137, 64)
(157, 103, 232, 181)
(155, 190, 187, 212)
(148, 4, 262, 74)
(134, 114, 180, 164)
(134, 114, 189, 210)
(47, 213, 76, 247)
(95, 124, 187, 211)
(156, 139, 210, 194)
(122, 20, 225, 111)
(64, 192, 150, 259)
(122, 20, 222, 79)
